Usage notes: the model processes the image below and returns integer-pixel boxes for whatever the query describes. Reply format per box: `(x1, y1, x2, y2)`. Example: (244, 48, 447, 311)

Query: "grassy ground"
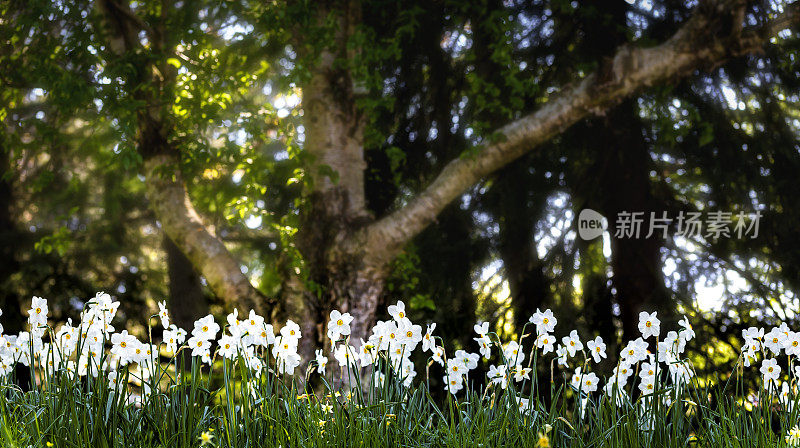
(1, 350, 798, 447)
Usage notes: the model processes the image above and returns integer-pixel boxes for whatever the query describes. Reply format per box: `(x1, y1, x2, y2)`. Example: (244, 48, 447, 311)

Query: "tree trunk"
(276, 257, 319, 362)
(294, 0, 377, 344)
(0, 144, 30, 390)
(164, 235, 208, 332)
(592, 103, 672, 341)
(328, 266, 386, 346)
(489, 164, 552, 332)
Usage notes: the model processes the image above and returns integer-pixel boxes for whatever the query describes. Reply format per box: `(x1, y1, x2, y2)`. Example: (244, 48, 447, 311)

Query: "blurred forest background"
(1, 0, 799, 381)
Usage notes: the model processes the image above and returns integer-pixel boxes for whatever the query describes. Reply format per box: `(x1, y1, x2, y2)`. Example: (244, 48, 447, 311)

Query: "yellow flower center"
(337, 319, 344, 326)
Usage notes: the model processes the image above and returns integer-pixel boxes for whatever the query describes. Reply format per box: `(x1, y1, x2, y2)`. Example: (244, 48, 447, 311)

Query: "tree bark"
(293, 0, 380, 345)
(489, 164, 551, 332)
(0, 142, 31, 390)
(276, 256, 318, 362)
(164, 235, 208, 332)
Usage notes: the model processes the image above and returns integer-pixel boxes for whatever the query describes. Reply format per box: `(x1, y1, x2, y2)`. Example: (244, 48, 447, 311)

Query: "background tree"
(1, 0, 799, 377)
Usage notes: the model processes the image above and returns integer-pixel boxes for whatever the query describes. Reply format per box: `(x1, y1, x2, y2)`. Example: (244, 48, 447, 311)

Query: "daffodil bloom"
(561, 330, 583, 358)
(387, 301, 409, 324)
(586, 336, 607, 363)
(787, 426, 800, 447)
(638, 311, 660, 339)
(199, 430, 214, 446)
(536, 432, 550, 447)
(536, 333, 555, 354)
(327, 310, 353, 341)
(761, 358, 781, 386)
(530, 308, 557, 334)
(157, 301, 170, 329)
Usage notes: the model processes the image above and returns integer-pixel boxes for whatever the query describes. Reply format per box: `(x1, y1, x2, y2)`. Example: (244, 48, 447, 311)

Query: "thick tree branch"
(362, 0, 800, 266)
(144, 155, 272, 314)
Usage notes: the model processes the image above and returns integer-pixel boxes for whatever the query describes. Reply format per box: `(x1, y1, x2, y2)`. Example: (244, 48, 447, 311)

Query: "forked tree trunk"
(290, 0, 798, 347)
(296, 59, 383, 344)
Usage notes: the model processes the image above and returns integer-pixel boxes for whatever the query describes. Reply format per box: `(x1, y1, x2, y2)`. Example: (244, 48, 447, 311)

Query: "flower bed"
(0, 293, 797, 447)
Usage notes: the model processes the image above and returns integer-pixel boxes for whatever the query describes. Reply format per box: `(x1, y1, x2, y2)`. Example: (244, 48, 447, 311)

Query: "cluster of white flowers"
(11, 290, 800, 445)
(319, 301, 424, 388)
(741, 323, 800, 409)
(0, 292, 713, 419)
(524, 309, 697, 421)
(1, 294, 123, 380)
